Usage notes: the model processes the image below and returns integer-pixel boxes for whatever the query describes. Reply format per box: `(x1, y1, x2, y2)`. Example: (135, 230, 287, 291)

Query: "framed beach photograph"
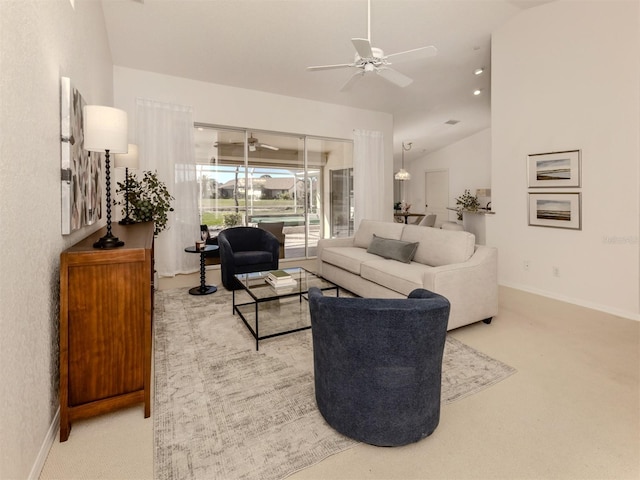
(527, 150, 581, 188)
(528, 192, 581, 230)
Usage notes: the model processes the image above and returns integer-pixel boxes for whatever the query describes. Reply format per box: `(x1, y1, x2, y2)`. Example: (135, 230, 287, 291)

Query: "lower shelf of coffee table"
(234, 295, 314, 349)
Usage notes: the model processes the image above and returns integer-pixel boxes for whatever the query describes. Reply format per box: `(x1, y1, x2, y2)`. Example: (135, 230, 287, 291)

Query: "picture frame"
(60, 77, 102, 234)
(528, 192, 581, 230)
(527, 150, 581, 188)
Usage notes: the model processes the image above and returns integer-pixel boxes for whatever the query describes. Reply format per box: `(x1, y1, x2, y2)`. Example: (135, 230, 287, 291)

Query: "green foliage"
(223, 212, 243, 227)
(276, 192, 292, 201)
(116, 170, 174, 236)
(454, 189, 480, 220)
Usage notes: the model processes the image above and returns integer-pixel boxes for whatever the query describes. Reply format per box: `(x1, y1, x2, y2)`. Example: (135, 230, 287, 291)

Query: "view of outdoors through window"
(194, 126, 353, 260)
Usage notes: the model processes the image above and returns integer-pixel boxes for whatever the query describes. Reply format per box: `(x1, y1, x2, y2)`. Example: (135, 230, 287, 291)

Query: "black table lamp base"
(94, 233, 125, 249)
(93, 149, 125, 249)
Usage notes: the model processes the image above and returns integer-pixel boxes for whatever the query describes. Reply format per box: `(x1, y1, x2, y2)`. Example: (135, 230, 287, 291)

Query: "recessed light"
(445, 119, 460, 125)
(473, 89, 482, 96)
(474, 68, 484, 76)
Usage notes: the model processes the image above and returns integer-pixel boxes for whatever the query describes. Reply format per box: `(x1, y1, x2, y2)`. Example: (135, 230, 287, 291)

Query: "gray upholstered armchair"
(217, 227, 280, 290)
(308, 287, 450, 446)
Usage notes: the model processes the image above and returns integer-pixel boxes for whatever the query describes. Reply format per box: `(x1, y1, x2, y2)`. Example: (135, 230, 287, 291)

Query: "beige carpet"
(153, 288, 516, 480)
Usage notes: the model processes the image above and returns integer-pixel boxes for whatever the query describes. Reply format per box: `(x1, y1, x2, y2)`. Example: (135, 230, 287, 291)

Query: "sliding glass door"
(194, 125, 352, 259)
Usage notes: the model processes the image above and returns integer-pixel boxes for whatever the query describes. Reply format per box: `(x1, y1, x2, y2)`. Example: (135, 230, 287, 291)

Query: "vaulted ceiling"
(102, 0, 553, 163)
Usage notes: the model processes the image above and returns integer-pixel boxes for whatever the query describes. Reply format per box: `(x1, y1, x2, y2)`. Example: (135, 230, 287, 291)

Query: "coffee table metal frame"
(233, 267, 338, 350)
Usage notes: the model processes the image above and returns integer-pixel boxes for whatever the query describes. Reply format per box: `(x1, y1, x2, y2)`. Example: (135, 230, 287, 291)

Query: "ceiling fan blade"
(352, 38, 373, 58)
(340, 71, 364, 92)
(385, 45, 438, 63)
(260, 144, 279, 151)
(307, 63, 354, 71)
(377, 67, 413, 88)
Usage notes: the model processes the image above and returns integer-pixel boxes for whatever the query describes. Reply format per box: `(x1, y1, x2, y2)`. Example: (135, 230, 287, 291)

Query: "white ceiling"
(101, 0, 552, 163)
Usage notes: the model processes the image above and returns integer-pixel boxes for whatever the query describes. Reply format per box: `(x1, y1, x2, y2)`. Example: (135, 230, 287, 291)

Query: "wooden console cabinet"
(59, 222, 154, 441)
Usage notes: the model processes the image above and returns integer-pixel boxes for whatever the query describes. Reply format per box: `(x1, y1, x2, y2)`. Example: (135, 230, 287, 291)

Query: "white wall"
(0, 1, 114, 478)
(113, 67, 395, 222)
(405, 128, 492, 223)
(489, 0, 639, 319)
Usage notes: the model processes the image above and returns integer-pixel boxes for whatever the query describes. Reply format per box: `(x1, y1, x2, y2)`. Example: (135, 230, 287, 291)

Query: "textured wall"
(489, 0, 639, 319)
(113, 66, 395, 221)
(405, 128, 492, 222)
(0, 1, 114, 478)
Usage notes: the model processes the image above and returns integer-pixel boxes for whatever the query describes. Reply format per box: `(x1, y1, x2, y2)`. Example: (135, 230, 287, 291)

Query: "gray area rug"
(154, 288, 516, 480)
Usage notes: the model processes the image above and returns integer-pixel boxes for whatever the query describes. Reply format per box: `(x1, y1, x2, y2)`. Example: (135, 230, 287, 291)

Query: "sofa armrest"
(316, 236, 355, 276)
(421, 246, 498, 329)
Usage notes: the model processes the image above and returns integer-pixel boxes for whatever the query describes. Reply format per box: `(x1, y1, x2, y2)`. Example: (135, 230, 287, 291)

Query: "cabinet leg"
(60, 419, 70, 442)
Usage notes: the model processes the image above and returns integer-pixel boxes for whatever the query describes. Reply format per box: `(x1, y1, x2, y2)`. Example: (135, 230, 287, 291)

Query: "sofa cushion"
(360, 259, 426, 296)
(353, 219, 404, 249)
(321, 246, 381, 275)
(367, 234, 419, 263)
(400, 224, 476, 267)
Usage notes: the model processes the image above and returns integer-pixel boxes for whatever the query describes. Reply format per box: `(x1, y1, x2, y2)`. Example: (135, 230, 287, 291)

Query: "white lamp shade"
(115, 144, 139, 169)
(83, 105, 128, 153)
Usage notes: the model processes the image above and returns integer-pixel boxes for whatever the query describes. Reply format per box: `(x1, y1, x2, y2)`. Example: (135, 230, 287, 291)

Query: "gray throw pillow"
(366, 234, 419, 263)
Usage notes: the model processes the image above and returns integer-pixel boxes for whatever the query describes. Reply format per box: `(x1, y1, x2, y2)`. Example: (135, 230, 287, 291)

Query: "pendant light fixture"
(394, 141, 412, 181)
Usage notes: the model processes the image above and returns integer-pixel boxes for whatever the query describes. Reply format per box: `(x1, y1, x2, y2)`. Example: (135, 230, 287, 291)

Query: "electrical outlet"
(523, 260, 530, 271)
(552, 266, 560, 277)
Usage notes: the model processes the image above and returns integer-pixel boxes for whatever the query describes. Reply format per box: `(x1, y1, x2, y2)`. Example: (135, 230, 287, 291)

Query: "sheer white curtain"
(136, 98, 199, 276)
(353, 129, 385, 228)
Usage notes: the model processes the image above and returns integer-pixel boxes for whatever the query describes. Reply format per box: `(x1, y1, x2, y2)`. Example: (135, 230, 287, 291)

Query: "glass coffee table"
(233, 267, 338, 350)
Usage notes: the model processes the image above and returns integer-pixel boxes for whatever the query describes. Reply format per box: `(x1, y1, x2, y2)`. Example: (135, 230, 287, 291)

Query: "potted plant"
(454, 189, 480, 221)
(116, 170, 175, 236)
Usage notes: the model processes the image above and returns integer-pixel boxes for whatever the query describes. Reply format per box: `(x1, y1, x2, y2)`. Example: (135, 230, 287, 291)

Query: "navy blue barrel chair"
(308, 287, 450, 447)
(217, 226, 280, 290)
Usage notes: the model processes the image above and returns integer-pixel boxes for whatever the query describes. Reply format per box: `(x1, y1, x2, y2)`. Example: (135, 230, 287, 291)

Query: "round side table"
(184, 245, 218, 295)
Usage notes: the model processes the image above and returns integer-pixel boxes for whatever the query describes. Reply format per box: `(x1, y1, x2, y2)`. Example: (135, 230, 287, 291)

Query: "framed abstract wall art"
(528, 192, 581, 230)
(527, 150, 581, 188)
(60, 77, 102, 234)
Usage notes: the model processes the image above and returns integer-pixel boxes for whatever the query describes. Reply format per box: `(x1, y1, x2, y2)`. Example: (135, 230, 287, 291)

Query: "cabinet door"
(67, 262, 146, 406)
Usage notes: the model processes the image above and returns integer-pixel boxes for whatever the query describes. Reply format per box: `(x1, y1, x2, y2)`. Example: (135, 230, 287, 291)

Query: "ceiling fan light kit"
(307, 0, 437, 91)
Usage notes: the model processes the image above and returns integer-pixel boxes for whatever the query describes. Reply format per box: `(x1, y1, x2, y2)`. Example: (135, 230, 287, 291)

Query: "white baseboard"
(28, 407, 59, 480)
(500, 282, 640, 322)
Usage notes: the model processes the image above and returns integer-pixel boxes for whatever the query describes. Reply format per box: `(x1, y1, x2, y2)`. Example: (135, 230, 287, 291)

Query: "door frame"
(424, 169, 450, 227)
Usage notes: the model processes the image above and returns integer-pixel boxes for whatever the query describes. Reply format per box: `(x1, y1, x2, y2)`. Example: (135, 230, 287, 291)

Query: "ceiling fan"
(230, 133, 280, 152)
(307, 0, 437, 91)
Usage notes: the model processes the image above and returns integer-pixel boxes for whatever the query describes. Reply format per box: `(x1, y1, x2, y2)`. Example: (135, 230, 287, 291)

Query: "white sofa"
(316, 219, 498, 330)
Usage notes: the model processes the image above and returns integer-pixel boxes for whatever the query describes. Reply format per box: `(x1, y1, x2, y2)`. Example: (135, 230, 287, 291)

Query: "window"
(194, 125, 353, 259)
